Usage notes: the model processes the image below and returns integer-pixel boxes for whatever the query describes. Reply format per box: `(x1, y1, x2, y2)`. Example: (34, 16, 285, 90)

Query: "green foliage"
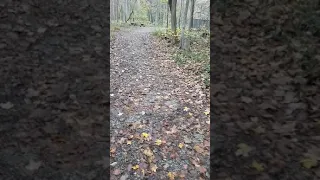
(152, 28, 165, 37)
(174, 50, 209, 64)
(133, 0, 149, 22)
(160, 0, 168, 4)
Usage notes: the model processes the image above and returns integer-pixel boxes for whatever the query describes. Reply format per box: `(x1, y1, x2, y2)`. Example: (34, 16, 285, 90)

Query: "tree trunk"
(180, 0, 190, 50)
(170, 0, 177, 43)
(124, 0, 128, 23)
(125, 0, 137, 23)
(179, 0, 183, 28)
(126, 10, 134, 23)
(116, 0, 119, 22)
(189, 0, 195, 29)
(155, 2, 159, 26)
(166, 4, 169, 29)
(111, 0, 114, 21)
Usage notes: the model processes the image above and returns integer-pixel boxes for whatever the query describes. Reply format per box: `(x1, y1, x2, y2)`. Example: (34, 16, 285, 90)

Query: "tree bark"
(170, 0, 177, 43)
(179, 0, 183, 28)
(180, 0, 190, 50)
(189, 0, 195, 29)
(116, 0, 119, 22)
(166, 4, 169, 29)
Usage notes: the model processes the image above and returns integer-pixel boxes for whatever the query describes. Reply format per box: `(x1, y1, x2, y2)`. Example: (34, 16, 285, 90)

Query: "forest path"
(110, 27, 210, 179)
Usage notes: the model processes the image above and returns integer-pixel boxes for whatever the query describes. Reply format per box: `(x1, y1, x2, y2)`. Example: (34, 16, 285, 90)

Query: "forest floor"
(110, 27, 210, 179)
(211, 1, 320, 179)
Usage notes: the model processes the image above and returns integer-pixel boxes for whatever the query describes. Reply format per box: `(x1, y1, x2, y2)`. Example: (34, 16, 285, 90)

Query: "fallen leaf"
(25, 160, 42, 171)
(127, 140, 132, 145)
(235, 143, 253, 157)
(178, 143, 184, 149)
(150, 163, 158, 172)
(170, 152, 177, 159)
(110, 162, 118, 167)
(198, 166, 207, 174)
(166, 125, 178, 134)
(141, 132, 150, 139)
(168, 172, 176, 180)
(113, 168, 121, 175)
(204, 110, 210, 115)
(194, 145, 204, 154)
(0, 102, 14, 109)
(188, 112, 193, 117)
(155, 139, 162, 146)
(252, 160, 264, 172)
(143, 147, 154, 157)
(139, 162, 148, 169)
(179, 173, 186, 178)
(132, 165, 139, 170)
(191, 159, 200, 167)
(118, 137, 126, 144)
(300, 158, 318, 169)
(110, 147, 116, 154)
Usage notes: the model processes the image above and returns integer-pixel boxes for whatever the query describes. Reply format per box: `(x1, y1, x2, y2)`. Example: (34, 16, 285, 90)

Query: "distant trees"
(110, 0, 148, 23)
(111, 0, 209, 49)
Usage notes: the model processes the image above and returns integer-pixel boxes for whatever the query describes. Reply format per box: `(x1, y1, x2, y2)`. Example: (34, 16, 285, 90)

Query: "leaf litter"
(211, 0, 320, 179)
(110, 27, 209, 179)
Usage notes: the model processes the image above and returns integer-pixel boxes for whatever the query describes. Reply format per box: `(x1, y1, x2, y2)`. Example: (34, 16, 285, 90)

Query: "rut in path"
(110, 27, 210, 179)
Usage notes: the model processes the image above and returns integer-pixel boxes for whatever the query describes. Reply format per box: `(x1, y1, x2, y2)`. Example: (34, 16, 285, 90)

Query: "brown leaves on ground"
(211, 0, 320, 179)
(165, 125, 178, 135)
(110, 28, 210, 179)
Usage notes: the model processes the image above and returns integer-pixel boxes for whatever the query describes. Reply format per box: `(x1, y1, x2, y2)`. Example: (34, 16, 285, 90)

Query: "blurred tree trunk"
(166, 4, 169, 29)
(169, 0, 177, 43)
(180, 0, 190, 50)
(189, 0, 195, 29)
(179, 0, 183, 28)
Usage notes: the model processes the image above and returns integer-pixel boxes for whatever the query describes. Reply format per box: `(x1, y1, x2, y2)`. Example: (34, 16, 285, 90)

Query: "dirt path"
(110, 27, 210, 179)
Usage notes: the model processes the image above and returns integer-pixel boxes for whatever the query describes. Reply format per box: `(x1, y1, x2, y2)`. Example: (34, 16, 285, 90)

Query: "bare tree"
(125, 0, 138, 23)
(166, 3, 169, 28)
(169, 0, 177, 42)
(179, 0, 190, 50)
(189, 0, 195, 29)
(178, 0, 183, 28)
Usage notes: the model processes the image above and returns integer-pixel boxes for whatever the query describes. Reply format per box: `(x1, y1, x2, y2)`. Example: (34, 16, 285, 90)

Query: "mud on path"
(110, 27, 210, 179)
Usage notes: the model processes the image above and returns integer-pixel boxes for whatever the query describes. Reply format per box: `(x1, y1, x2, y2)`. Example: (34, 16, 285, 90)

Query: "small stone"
(110, 162, 117, 167)
(184, 136, 192, 144)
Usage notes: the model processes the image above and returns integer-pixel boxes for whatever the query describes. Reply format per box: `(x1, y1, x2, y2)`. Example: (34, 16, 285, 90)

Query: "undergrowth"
(153, 28, 210, 88)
